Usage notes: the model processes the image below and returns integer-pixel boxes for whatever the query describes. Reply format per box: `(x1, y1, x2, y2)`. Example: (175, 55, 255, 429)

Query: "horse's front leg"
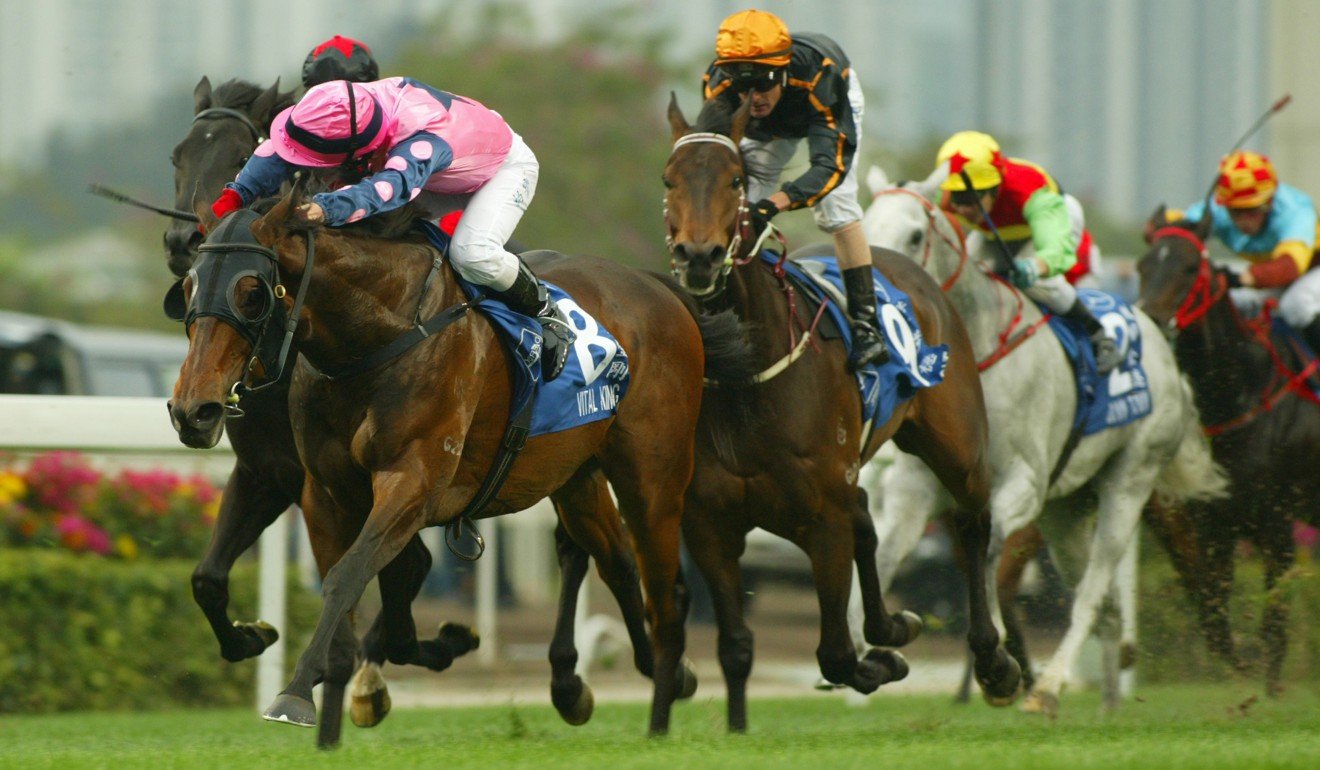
(191, 462, 296, 662)
(1260, 517, 1296, 697)
(263, 475, 432, 729)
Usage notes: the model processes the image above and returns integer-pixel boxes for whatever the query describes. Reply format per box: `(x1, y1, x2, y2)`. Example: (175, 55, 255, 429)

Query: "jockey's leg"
(1277, 265, 1320, 352)
(1024, 271, 1122, 373)
(836, 222, 890, 369)
(450, 134, 572, 380)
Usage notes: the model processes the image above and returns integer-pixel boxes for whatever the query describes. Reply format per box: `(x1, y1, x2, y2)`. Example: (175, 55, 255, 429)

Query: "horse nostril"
(190, 402, 224, 430)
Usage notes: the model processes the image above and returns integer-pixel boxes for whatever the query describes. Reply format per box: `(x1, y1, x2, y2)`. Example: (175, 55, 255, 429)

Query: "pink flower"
(56, 514, 112, 555)
(1295, 521, 1319, 550)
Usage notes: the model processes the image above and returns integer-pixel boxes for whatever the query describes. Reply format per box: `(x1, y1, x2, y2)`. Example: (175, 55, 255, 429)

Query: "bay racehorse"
(168, 180, 740, 736)
(1138, 212, 1320, 696)
(663, 96, 1022, 732)
(166, 77, 488, 748)
(860, 171, 1227, 716)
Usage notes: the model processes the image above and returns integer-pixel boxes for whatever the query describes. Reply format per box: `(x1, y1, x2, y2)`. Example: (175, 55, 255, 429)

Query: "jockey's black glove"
(749, 199, 780, 236)
(1224, 269, 1243, 289)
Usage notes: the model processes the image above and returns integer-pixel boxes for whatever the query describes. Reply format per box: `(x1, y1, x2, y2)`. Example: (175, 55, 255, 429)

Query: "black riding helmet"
(301, 35, 379, 88)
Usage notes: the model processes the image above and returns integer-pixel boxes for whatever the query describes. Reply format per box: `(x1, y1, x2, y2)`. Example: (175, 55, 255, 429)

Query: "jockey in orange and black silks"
(701, 9, 887, 371)
(936, 130, 1123, 373)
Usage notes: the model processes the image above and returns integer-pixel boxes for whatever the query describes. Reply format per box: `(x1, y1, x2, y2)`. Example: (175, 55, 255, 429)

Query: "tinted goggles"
(723, 65, 784, 94)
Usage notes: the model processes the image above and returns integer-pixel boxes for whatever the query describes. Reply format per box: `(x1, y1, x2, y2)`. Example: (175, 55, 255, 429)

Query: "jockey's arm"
(226, 141, 297, 205)
(780, 67, 855, 211)
(1022, 187, 1078, 277)
(311, 132, 453, 227)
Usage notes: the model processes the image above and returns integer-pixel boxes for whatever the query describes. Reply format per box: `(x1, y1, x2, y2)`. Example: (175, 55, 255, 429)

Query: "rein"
(1152, 227, 1320, 435)
(875, 187, 1046, 371)
(667, 132, 820, 386)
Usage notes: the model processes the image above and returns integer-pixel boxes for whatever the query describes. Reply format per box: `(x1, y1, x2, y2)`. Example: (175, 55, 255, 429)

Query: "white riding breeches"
(740, 70, 866, 233)
(1232, 265, 1320, 328)
(449, 132, 538, 291)
(1024, 273, 1079, 314)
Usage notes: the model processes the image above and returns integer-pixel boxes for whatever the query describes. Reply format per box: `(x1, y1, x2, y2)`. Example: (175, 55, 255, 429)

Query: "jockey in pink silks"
(210, 76, 574, 378)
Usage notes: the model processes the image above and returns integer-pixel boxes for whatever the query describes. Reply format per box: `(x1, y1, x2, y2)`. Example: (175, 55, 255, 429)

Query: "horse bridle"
(193, 106, 266, 143)
(664, 132, 782, 297)
(163, 209, 314, 408)
(871, 187, 969, 291)
(1150, 227, 1223, 331)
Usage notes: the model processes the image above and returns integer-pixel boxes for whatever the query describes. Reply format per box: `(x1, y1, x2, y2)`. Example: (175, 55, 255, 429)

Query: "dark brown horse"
(1138, 213, 1320, 695)
(166, 78, 485, 747)
(663, 96, 1020, 731)
(168, 180, 735, 736)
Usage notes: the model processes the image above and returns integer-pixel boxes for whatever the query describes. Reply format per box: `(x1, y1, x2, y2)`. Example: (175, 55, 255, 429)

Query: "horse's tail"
(1152, 374, 1230, 505)
(649, 272, 758, 384)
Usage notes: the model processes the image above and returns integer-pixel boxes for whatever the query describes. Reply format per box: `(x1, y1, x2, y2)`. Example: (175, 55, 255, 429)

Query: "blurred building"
(0, 0, 1315, 224)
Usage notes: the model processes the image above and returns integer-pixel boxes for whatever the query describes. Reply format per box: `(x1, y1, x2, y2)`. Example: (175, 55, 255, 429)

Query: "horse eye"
(1185, 263, 1199, 275)
(661, 176, 674, 190)
(731, 176, 744, 190)
(908, 231, 922, 247)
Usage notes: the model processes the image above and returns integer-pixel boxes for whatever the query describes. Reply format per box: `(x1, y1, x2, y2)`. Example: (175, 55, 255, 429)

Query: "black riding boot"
(494, 260, 575, 381)
(841, 265, 890, 371)
(1061, 299, 1123, 374)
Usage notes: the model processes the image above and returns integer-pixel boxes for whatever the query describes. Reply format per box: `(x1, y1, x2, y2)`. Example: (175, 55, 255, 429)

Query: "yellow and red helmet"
(1214, 150, 1278, 208)
(938, 131, 1005, 192)
(714, 9, 792, 68)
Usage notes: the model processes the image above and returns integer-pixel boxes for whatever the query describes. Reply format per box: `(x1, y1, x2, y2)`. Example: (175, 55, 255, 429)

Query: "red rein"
(1151, 226, 1320, 435)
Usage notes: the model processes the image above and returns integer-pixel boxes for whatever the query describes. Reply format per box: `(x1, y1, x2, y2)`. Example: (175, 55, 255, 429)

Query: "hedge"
(0, 550, 318, 713)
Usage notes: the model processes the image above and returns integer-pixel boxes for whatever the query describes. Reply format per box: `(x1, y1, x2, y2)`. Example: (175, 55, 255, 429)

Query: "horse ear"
(1149, 204, 1167, 227)
(1193, 208, 1213, 241)
(193, 76, 213, 114)
(667, 92, 690, 142)
(865, 165, 890, 197)
(250, 78, 283, 129)
(729, 96, 752, 145)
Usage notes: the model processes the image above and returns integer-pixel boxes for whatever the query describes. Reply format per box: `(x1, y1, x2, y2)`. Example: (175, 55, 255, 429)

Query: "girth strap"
(444, 385, 535, 561)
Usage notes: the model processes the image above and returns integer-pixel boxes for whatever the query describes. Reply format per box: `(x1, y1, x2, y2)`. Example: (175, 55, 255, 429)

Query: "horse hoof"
(349, 663, 391, 728)
(437, 622, 480, 656)
(262, 693, 316, 727)
(1119, 642, 1138, 670)
(864, 648, 910, 683)
(977, 651, 1022, 707)
(222, 620, 279, 662)
(676, 658, 699, 700)
(1020, 689, 1058, 718)
(553, 677, 595, 726)
(893, 611, 923, 647)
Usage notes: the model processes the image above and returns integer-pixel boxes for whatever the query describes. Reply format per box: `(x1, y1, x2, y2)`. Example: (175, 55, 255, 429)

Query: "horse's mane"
(210, 78, 296, 115)
(694, 98, 735, 136)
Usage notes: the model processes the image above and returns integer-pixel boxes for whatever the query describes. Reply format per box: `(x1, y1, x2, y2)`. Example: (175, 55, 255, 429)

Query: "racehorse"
(166, 77, 492, 747)
(168, 179, 736, 736)
(860, 172, 1227, 716)
(663, 95, 1022, 732)
(1139, 212, 1320, 696)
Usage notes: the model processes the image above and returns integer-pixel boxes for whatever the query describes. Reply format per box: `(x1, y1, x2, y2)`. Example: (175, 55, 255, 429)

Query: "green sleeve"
(1022, 188, 1077, 276)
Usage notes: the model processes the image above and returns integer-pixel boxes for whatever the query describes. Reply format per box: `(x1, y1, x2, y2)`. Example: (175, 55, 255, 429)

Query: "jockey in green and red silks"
(935, 131, 1122, 373)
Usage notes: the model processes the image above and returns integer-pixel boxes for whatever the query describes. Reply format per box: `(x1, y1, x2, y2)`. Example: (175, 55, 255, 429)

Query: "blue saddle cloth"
(774, 254, 949, 432)
(1044, 289, 1152, 436)
(419, 223, 630, 437)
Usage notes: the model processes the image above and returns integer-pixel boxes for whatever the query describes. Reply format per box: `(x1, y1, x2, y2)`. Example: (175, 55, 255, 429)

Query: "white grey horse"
(854, 166, 1228, 716)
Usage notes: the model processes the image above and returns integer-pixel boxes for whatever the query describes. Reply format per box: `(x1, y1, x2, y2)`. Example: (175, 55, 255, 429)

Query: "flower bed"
(0, 451, 220, 559)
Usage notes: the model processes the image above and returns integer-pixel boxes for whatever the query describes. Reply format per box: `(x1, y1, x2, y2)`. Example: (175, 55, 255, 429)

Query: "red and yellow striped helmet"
(1215, 150, 1278, 208)
(938, 131, 1006, 192)
(714, 9, 792, 67)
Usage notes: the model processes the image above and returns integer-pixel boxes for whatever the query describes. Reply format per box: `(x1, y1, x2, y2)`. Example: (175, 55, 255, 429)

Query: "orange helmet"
(1215, 150, 1278, 208)
(714, 9, 792, 67)
(938, 131, 1005, 192)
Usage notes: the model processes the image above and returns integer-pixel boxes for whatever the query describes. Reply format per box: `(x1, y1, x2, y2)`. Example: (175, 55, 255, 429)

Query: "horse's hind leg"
(191, 463, 294, 662)
(682, 507, 754, 731)
(545, 516, 596, 725)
